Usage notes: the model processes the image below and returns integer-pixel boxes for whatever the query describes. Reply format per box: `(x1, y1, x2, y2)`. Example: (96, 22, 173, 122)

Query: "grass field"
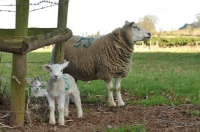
(0, 51, 200, 107)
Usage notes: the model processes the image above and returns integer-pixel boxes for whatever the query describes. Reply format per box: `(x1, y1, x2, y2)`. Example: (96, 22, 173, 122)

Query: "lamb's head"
(123, 21, 151, 44)
(26, 78, 46, 97)
(43, 61, 69, 80)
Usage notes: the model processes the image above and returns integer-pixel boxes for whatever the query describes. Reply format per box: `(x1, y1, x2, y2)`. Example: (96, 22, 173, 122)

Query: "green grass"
(0, 51, 200, 106)
(0, 51, 51, 94)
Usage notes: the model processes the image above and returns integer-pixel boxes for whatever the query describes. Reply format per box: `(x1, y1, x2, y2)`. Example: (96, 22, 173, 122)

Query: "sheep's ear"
(125, 21, 134, 26)
(43, 65, 51, 71)
(62, 61, 69, 69)
(40, 81, 46, 86)
(125, 21, 130, 25)
(129, 22, 134, 27)
(26, 78, 34, 85)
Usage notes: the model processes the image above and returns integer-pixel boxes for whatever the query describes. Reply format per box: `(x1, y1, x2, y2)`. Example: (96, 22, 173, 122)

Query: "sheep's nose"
(148, 32, 151, 37)
(36, 88, 39, 90)
(54, 75, 58, 78)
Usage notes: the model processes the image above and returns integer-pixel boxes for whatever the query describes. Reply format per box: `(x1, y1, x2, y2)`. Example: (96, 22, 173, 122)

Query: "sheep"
(26, 78, 47, 97)
(43, 61, 83, 126)
(52, 21, 151, 107)
(27, 78, 75, 103)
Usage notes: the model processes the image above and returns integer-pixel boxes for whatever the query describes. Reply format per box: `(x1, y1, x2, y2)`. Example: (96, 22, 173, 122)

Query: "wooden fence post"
(54, 0, 69, 63)
(196, 41, 199, 52)
(10, 0, 29, 126)
(150, 40, 152, 51)
(156, 40, 159, 51)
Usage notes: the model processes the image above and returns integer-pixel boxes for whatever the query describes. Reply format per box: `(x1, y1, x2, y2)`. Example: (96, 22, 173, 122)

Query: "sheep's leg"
(47, 97, 56, 125)
(105, 80, 117, 107)
(71, 92, 83, 118)
(64, 95, 70, 117)
(57, 96, 65, 126)
(115, 76, 125, 106)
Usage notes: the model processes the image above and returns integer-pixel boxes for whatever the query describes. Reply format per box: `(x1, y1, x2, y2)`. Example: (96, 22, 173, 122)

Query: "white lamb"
(43, 61, 83, 126)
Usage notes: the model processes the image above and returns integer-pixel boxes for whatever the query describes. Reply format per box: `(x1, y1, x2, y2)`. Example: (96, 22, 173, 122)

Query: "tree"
(138, 15, 158, 34)
(196, 13, 200, 27)
(186, 24, 193, 36)
(95, 31, 100, 37)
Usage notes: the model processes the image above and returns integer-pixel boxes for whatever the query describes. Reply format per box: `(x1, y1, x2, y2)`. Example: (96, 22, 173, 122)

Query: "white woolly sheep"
(52, 21, 151, 107)
(43, 61, 83, 126)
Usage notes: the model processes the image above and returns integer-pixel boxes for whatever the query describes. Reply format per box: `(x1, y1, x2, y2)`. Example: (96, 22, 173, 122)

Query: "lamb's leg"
(47, 97, 56, 125)
(115, 76, 125, 106)
(64, 95, 70, 117)
(71, 92, 83, 118)
(105, 80, 117, 107)
(57, 96, 65, 126)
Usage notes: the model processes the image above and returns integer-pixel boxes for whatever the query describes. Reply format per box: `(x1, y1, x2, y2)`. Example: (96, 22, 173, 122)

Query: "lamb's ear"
(40, 81, 46, 86)
(26, 78, 34, 86)
(43, 65, 51, 71)
(62, 61, 69, 69)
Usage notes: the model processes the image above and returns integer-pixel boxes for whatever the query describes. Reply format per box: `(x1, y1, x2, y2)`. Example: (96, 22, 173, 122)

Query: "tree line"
(86, 13, 200, 37)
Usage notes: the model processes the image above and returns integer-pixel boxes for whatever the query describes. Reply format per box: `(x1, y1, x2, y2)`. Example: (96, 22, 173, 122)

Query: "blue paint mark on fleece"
(74, 37, 94, 48)
(63, 74, 70, 90)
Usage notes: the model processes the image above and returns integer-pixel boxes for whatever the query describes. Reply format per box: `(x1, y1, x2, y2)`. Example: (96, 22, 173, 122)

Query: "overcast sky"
(0, 0, 199, 35)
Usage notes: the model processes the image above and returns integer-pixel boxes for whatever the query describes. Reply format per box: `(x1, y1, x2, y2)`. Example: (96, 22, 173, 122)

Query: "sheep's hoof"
(78, 115, 83, 118)
(118, 105, 126, 108)
(49, 124, 55, 126)
(58, 120, 65, 126)
(117, 101, 125, 107)
(49, 120, 56, 126)
(77, 111, 83, 118)
(118, 103, 126, 108)
(108, 103, 117, 107)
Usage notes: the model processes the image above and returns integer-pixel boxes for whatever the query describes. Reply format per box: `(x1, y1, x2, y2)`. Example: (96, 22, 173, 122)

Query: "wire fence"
(0, 0, 62, 88)
(0, 59, 52, 89)
(0, 0, 69, 12)
(0, 1, 68, 126)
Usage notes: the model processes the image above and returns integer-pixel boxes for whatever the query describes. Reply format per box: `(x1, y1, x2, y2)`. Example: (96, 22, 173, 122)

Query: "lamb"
(43, 61, 83, 126)
(27, 78, 75, 103)
(52, 21, 151, 107)
(26, 78, 47, 97)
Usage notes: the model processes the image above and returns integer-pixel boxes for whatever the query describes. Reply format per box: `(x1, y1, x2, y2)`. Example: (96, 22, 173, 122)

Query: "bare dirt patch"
(0, 94, 200, 132)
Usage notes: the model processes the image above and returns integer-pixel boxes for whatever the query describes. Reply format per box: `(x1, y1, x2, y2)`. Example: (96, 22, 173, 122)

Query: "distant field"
(0, 51, 200, 107)
(156, 27, 200, 36)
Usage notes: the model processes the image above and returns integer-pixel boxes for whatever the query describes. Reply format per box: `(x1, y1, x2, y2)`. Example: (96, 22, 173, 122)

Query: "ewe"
(52, 21, 151, 107)
(43, 61, 83, 126)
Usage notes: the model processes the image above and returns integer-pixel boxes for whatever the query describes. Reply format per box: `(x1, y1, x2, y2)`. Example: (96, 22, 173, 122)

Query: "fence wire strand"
(0, 0, 69, 12)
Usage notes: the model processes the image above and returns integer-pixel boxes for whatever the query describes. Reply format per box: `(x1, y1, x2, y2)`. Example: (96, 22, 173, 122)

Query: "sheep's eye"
(61, 70, 63, 72)
(133, 25, 139, 31)
(50, 70, 52, 72)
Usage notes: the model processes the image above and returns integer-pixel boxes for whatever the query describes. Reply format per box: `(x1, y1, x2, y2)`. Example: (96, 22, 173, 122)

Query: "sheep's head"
(123, 21, 151, 43)
(26, 78, 46, 87)
(43, 61, 69, 80)
(26, 78, 46, 97)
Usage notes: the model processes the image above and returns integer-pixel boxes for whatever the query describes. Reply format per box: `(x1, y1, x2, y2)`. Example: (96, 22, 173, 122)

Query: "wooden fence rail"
(0, 28, 72, 54)
(0, 0, 70, 126)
